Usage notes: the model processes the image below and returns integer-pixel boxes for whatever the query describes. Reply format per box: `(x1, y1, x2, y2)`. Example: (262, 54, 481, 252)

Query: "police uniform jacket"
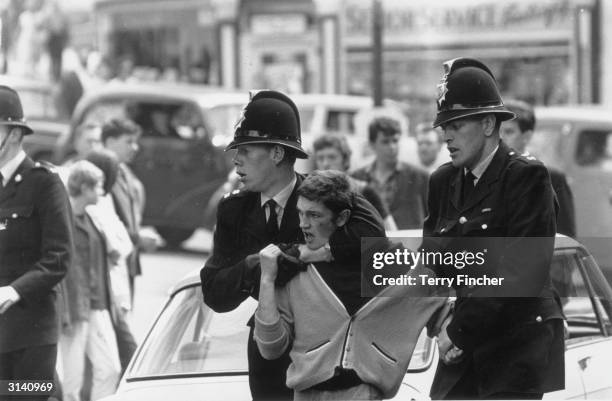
(0, 157, 72, 352)
(201, 172, 385, 400)
(423, 142, 565, 398)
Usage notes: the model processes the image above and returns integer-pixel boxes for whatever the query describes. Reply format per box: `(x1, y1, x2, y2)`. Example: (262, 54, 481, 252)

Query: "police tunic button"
(481, 224, 488, 230)
(509, 151, 515, 156)
(440, 227, 446, 233)
(11, 213, 18, 219)
(35, 162, 41, 167)
(459, 216, 467, 224)
(14, 174, 22, 183)
(536, 315, 543, 323)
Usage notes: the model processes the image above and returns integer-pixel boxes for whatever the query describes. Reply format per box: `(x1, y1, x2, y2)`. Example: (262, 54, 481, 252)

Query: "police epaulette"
(223, 188, 244, 199)
(33, 161, 59, 174)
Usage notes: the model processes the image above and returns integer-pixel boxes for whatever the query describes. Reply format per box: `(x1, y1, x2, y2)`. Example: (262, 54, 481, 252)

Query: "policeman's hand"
(108, 249, 121, 265)
(437, 315, 464, 365)
(276, 243, 308, 287)
(0, 286, 21, 314)
(139, 228, 161, 252)
(259, 244, 282, 284)
(298, 244, 332, 263)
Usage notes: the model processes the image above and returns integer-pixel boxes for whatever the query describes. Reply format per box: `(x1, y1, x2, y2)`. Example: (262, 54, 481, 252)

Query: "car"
(99, 234, 612, 400)
(531, 106, 612, 283)
(55, 82, 249, 246)
(0, 75, 69, 161)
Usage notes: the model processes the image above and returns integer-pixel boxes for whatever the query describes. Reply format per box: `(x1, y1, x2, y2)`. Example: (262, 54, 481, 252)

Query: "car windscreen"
(128, 285, 256, 379)
(127, 283, 434, 379)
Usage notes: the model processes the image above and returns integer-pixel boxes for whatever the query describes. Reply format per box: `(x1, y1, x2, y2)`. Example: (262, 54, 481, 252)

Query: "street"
(130, 229, 212, 342)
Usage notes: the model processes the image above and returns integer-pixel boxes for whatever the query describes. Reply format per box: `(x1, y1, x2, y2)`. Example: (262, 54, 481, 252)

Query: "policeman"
(201, 90, 384, 400)
(0, 85, 73, 399)
(423, 59, 564, 399)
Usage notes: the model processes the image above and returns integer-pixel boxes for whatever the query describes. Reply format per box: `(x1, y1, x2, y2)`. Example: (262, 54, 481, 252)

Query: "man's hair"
(312, 134, 352, 169)
(297, 170, 354, 216)
(504, 99, 535, 133)
(101, 118, 141, 144)
(368, 117, 401, 143)
(67, 160, 103, 197)
(85, 149, 119, 195)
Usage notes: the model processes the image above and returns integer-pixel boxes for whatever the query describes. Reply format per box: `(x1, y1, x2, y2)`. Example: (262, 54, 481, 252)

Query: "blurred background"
(2, 0, 611, 123)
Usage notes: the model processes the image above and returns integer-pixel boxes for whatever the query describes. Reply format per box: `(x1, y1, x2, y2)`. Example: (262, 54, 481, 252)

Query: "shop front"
(339, 0, 598, 124)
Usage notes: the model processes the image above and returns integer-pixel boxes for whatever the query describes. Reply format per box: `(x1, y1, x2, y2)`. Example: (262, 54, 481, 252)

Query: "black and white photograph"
(1, 0, 612, 400)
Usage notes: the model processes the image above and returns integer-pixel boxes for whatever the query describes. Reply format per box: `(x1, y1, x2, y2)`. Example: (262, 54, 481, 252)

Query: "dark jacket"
(201, 173, 385, 400)
(549, 167, 576, 238)
(59, 211, 115, 328)
(0, 157, 73, 352)
(352, 161, 429, 229)
(423, 143, 565, 398)
(111, 164, 144, 278)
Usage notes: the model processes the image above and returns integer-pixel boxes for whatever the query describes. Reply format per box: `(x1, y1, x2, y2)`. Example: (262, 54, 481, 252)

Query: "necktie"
(462, 170, 476, 206)
(265, 199, 279, 238)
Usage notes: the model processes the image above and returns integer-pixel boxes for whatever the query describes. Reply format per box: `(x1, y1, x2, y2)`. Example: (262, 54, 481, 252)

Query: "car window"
(580, 252, 612, 331)
(19, 89, 59, 120)
(551, 249, 610, 341)
(528, 122, 566, 170)
(575, 130, 612, 170)
(205, 104, 245, 147)
(407, 329, 434, 371)
(326, 110, 357, 135)
(80, 99, 207, 141)
(295, 106, 314, 133)
(128, 286, 256, 378)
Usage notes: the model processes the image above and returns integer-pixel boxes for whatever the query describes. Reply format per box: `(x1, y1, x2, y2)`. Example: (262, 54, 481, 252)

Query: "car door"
(546, 248, 612, 399)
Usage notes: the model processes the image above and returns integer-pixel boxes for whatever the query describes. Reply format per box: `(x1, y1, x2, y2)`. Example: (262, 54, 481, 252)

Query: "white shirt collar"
(0, 150, 26, 186)
(260, 174, 298, 210)
(466, 144, 499, 182)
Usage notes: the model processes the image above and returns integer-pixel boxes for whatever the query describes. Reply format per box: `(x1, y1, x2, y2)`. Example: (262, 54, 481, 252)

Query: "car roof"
(170, 233, 585, 295)
(76, 81, 248, 111)
(536, 105, 612, 123)
(0, 75, 52, 91)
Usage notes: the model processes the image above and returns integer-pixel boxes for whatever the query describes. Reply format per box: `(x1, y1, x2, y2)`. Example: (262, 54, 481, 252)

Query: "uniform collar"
(260, 174, 298, 210)
(0, 150, 26, 186)
(466, 143, 499, 181)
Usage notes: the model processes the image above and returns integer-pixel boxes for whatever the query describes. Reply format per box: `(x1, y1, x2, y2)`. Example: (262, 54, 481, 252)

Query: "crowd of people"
(0, 56, 575, 401)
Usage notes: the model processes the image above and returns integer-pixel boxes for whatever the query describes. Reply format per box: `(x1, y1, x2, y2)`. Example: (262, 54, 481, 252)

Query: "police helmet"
(433, 58, 515, 128)
(0, 85, 33, 135)
(225, 90, 308, 159)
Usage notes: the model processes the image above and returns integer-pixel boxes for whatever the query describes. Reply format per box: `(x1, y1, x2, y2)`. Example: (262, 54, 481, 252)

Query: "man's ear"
(8, 127, 24, 143)
(270, 144, 285, 165)
(335, 209, 351, 227)
(482, 114, 496, 137)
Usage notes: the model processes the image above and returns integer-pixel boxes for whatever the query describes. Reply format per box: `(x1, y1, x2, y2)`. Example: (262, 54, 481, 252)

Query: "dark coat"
(549, 167, 576, 238)
(111, 165, 144, 278)
(201, 173, 384, 400)
(352, 161, 429, 229)
(423, 143, 565, 398)
(0, 157, 73, 352)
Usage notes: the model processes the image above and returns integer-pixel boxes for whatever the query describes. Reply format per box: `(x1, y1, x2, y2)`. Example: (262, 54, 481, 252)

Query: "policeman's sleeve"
(11, 173, 72, 302)
(447, 163, 557, 351)
(200, 203, 260, 313)
(328, 193, 386, 264)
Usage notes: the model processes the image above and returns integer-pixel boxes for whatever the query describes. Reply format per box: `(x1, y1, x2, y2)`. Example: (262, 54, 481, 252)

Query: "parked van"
(531, 106, 612, 282)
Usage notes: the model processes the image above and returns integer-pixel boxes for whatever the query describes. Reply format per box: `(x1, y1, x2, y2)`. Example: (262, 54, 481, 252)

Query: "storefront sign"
(343, 0, 574, 46)
(251, 14, 308, 35)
